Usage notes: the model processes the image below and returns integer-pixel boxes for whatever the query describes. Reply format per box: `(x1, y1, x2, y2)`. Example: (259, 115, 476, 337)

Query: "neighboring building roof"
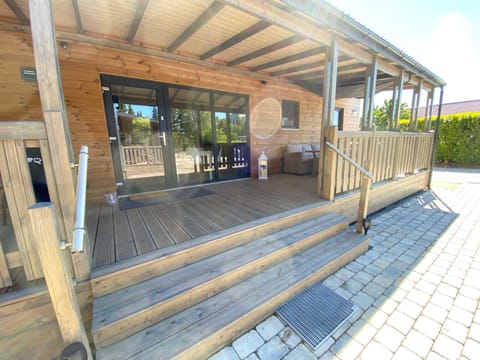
(417, 99, 480, 116)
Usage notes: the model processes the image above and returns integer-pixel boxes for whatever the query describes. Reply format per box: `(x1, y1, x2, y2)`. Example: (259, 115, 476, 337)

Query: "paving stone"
(347, 321, 376, 346)
(448, 306, 474, 327)
(256, 316, 284, 341)
(468, 322, 480, 340)
(437, 283, 459, 298)
(209, 347, 240, 360)
(335, 268, 355, 281)
(232, 330, 264, 359)
(329, 334, 362, 360)
(387, 311, 415, 335)
(323, 275, 344, 290)
(463, 339, 480, 360)
(406, 288, 431, 307)
(414, 279, 437, 295)
(362, 282, 385, 298)
(351, 291, 375, 310)
(345, 261, 364, 273)
(313, 336, 335, 357)
(334, 287, 353, 300)
(403, 329, 434, 358)
(244, 354, 259, 360)
(278, 327, 301, 349)
(373, 324, 403, 352)
(396, 298, 423, 319)
(359, 340, 393, 360)
(454, 294, 478, 313)
(340, 278, 363, 294)
(441, 318, 469, 344)
(392, 346, 422, 360)
(432, 334, 463, 360)
(362, 308, 388, 329)
(283, 344, 316, 360)
(354, 271, 374, 285)
(429, 292, 454, 311)
(318, 350, 341, 360)
(257, 336, 288, 360)
(413, 315, 441, 340)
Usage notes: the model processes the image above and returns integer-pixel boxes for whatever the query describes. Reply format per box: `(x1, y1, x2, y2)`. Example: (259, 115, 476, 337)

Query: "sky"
(327, 0, 480, 106)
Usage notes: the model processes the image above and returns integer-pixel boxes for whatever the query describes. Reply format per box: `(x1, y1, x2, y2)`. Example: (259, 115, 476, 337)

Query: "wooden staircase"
(90, 207, 369, 360)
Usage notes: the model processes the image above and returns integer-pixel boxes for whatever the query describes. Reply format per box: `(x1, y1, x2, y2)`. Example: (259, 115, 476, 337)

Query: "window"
(333, 107, 344, 131)
(281, 100, 299, 129)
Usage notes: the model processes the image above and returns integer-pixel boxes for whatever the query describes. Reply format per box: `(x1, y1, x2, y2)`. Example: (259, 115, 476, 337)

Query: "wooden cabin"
(0, 0, 445, 359)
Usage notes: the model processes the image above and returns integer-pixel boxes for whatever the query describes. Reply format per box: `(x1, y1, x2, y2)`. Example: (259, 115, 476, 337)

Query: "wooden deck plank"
(125, 209, 157, 256)
(93, 205, 115, 267)
(137, 207, 176, 249)
(113, 209, 137, 262)
(156, 202, 207, 239)
(149, 205, 191, 244)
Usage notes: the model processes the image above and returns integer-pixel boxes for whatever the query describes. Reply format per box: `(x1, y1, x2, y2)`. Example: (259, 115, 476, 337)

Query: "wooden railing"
(122, 145, 164, 166)
(0, 121, 91, 288)
(333, 129, 434, 195)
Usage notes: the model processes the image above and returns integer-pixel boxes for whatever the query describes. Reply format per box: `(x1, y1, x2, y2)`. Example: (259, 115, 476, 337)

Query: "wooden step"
(96, 230, 369, 359)
(91, 202, 337, 298)
(92, 213, 347, 349)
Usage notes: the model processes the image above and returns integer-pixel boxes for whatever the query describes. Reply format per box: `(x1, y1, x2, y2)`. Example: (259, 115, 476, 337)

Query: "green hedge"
(398, 112, 480, 165)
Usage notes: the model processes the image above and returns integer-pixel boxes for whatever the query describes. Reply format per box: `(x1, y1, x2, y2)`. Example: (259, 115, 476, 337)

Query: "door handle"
(109, 136, 117, 143)
(159, 132, 166, 146)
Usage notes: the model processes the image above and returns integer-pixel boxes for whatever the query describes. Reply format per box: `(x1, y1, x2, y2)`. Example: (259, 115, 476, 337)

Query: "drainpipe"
(427, 87, 444, 189)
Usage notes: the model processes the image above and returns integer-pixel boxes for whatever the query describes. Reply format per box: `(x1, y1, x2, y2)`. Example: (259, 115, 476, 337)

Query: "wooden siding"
(0, 29, 361, 199)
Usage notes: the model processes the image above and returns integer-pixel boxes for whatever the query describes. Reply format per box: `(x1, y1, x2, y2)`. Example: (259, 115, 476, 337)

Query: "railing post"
(356, 161, 372, 234)
(321, 126, 338, 201)
(411, 132, 420, 174)
(391, 132, 401, 180)
(28, 202, 92, 359)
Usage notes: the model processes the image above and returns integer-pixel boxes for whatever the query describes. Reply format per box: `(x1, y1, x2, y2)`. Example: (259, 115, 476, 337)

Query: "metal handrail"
(72, 145, 88, 254)
(325, 140, 374, 179)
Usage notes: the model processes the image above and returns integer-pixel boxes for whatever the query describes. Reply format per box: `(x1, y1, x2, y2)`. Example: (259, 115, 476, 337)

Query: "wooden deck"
(88, 175, 324, 268)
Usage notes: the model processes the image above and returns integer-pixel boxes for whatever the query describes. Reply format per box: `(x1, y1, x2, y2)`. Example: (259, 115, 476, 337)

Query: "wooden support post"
(0, 241, 12, 288)
(321, 126, 338, 201)
(362, 57, 378, 130)
(411, 133, 420, 174)
(424, 89, 435, 132)
(318, 36, 338, 195)
(409, 79, 422, 131)
(391, 71, 404, 129)
(29, 0, 90, 280)
(28, 203, 92, 359)
(356, 161, 372, 234)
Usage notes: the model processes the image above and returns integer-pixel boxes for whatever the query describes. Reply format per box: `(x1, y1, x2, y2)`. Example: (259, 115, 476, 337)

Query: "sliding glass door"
(102, 75, 250, 195)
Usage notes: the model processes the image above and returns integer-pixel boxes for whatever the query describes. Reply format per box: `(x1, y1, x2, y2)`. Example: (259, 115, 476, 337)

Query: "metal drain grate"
(276, 282, 358, 349)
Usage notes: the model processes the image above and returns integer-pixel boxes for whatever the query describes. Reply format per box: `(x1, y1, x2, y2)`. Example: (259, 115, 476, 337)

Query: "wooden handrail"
(72, 146, 88, 254)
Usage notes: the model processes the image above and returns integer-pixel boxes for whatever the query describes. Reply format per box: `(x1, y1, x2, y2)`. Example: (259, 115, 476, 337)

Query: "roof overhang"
(0, 0, 445, 97)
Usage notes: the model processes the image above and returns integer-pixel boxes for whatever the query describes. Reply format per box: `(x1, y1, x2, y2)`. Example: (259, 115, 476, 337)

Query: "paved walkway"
(209, 168, 480, 360)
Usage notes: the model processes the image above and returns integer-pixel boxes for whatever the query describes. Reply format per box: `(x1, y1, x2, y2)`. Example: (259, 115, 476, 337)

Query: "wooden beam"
(336, 78, 391, 99)
(127, 0, 149, 43)
(0, 121, 47, 140)
(28, 203, 92, 359)
(362, 56, 377, 130)
(71, 0, 84, 34)
(168, 1, 225, 52)
(200, 20, 271, 60)
(251, 47, 324, 72)
(322, 36, 338, 127)
(356, 161, 372, 234)
(219, 0, 331, 45)
(29, 0, 89, 281)
(5, 0, 29, 25)
(0, 239, 12, 288)
(286, 60, 362, 81)
(282, 0, 445, 86)
(269, 61, 322, 77)
(228, 34, 303, 66)
(321, 126, 338, 200)
(392, 70, 404, 129)
(409, 79, 422, 131)
(424, 88, 435, 131)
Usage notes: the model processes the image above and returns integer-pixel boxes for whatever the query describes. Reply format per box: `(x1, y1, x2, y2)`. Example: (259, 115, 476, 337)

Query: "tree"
(373, 99, 410, 130)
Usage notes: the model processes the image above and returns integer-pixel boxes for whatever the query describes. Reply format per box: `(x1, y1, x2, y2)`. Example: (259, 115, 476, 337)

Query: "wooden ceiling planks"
(5, 0, 27, 24)
(213, 25, 293, 63)
(135, 0, 214, 50)
(177, 5, 259, 56)
(77, 0, 138, 41)
(0, 0, 19, 23)
(52, 0, 78, 34)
